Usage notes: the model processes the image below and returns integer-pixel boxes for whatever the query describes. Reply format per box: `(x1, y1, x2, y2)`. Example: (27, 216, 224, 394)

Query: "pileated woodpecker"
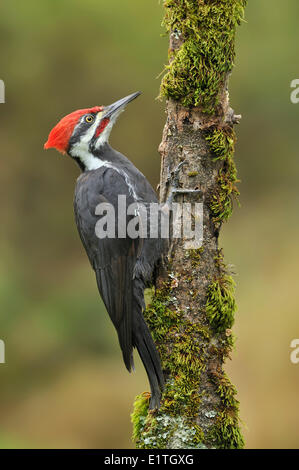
(44, 92, 164, 409)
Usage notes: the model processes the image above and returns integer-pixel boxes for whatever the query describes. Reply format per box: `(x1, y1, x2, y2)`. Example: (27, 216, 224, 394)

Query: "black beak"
(104, 92, 141, 119)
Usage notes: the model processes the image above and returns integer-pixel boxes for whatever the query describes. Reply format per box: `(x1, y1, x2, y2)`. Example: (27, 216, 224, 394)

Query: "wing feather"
(74, 167, 140, 370)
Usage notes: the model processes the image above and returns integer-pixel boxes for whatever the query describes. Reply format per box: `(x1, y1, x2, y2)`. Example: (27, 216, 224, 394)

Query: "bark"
(132, 0, 247, 449)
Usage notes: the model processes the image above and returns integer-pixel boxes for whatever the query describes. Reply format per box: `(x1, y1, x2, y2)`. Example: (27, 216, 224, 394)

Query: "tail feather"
(95, 262, 134, 372)
(96, 263, 164, 408)
(133, 312, 164, 409)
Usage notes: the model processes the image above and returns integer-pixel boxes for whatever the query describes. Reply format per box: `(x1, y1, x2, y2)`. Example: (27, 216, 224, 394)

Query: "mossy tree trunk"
(132, 0, 247, 449)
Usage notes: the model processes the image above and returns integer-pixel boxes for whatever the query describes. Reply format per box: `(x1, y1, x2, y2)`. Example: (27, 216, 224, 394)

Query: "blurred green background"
(0, 0, 298, 449)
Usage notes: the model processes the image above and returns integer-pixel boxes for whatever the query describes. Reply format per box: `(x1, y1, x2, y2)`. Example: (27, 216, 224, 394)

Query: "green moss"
(210, 167, 239, 222)
(205, 126, 235, 162)
(206, 251, 237, 334)
(208, 410, 244, 449)
(160, 325, 205, 418)
(188, 171, 199, 177)
(143, 284, 182, 343)
(131, 388, 206, 449)
(204, 254, 244, 448)
(160, 0, 247, 113)
(206, 275, 236, 333)
(131, 392, 151, 444)
(186, 247, 203, 267)
(208, 374, 244, 449)
(205, 126, 239, 222)
(217, 374, 239, 408)
(144, 281, 208, 418)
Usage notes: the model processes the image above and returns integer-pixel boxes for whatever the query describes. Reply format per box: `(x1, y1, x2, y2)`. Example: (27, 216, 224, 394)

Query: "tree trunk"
(132, 0, 247, 449)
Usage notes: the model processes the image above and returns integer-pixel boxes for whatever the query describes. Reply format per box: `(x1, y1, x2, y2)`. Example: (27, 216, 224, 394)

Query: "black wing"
(74, 167, 140, 371)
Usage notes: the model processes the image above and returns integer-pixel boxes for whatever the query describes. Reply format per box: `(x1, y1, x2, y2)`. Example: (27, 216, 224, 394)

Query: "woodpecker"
(44, 92, 164, 409)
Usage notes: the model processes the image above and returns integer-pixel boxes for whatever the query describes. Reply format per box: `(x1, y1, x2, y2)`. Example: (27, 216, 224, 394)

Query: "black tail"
(96, 261, 164, 409)
(95, 258, 134, 372)
(133, 311, 164, 409)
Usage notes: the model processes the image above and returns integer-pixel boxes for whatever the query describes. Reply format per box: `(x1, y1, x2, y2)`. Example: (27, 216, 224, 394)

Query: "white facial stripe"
(73, 150, 105, 171)
(80, 112, 102, 144)
(71, 107, 125, 157)
(70, 112, 102, 164)
(95, 121, 113, 149)
(95, 107, 125, 150)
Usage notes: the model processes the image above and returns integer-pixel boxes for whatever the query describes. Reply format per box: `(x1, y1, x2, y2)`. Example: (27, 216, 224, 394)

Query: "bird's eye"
(85, 115, 94, 123)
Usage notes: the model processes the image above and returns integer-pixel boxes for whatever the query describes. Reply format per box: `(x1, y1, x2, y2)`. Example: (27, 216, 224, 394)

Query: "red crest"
(44, 106, 103, 154)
